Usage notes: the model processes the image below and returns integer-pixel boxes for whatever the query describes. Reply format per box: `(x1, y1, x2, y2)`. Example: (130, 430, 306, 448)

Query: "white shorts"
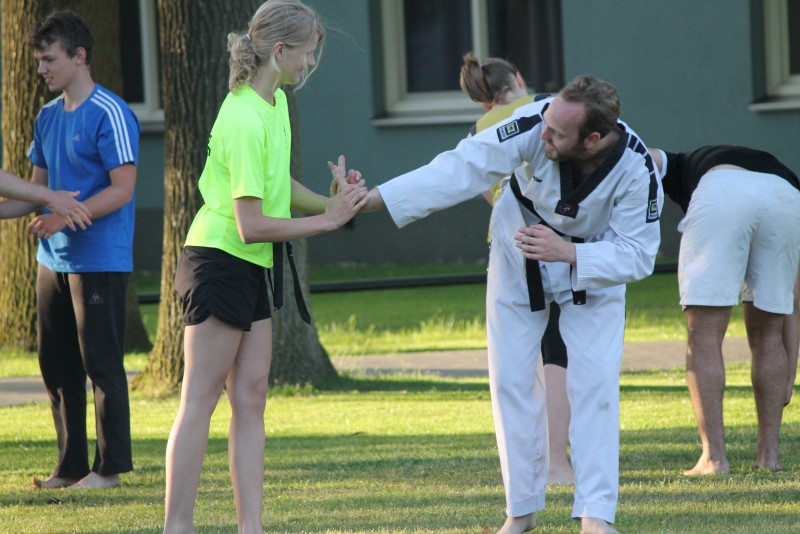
(678, 169, 800, 314)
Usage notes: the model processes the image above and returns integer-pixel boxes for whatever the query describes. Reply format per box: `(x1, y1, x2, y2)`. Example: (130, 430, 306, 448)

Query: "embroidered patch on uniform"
(497, 120, 521, 142)
(647, 199, 659, 222)
(89, 291, 104, 305)
(555, 200, 579, 219)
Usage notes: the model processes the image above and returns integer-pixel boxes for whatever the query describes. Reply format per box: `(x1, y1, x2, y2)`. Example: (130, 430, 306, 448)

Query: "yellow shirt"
(185, 86, 292, 267)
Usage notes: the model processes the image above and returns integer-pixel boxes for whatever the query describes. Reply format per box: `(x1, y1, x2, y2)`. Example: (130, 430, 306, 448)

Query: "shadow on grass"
(316, 372, 490, 394)
(2, 383, 799, 533)
(311, 370, 762, 397)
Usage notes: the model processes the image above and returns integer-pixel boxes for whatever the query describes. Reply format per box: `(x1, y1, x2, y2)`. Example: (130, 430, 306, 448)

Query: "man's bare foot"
(67, 472, 121, 489)
(497, 513, 536, 533)
(580, 517, 619, 534)
(31, 475, 80, 489)
(547, 462, 575, 486)
(683, 456, 729, 476)
(755, 443, 781, 470)
(753, 459, 783, 471)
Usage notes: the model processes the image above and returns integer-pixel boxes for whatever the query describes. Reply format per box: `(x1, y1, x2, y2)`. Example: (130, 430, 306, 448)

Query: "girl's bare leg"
(163, 317, 243, 534)
(227, 318, 272, 534)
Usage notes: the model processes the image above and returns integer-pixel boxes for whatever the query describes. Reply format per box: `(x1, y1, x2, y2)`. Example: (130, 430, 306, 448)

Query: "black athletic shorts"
(174, 246, 271, 331)
(542, 301, 568, 369)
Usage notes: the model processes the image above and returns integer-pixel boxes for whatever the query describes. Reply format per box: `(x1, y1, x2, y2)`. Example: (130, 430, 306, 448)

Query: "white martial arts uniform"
(378, 97, 663, 523)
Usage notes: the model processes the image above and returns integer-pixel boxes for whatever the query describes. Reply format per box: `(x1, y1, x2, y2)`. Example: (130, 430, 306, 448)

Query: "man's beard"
(544, 141, 587, 162)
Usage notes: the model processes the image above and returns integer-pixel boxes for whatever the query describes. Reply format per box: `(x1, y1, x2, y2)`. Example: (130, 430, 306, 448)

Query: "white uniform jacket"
(378, 97, 664, 291)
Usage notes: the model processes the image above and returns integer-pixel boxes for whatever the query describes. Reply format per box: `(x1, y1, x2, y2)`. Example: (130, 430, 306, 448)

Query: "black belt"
(269, 241, 311, 324)
(508, 177, 586, 312)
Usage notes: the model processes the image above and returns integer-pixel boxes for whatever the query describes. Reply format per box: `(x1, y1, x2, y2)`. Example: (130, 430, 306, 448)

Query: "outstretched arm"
(0, 166, 91, 230)
(290, 178, 328, 215)
(234, 182, 368, 244)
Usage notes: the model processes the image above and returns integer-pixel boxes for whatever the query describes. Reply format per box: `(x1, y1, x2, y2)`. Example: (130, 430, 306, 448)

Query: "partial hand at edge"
(45, 190, 92, 231)
(28, 213, 69, 240)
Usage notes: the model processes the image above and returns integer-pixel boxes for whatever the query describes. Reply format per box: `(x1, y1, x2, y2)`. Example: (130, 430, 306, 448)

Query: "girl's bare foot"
(67, 472, 121, 489)
(683, 455, 729, 476)
(31, 475, 80, 489)
(497, 513, 536, 533)
(547, 461, 575, 486)
(580, 517, 619, 534)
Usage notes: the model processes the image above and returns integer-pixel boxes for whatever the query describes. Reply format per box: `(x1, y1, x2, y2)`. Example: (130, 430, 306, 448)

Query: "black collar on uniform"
(555, 124, 627, 219)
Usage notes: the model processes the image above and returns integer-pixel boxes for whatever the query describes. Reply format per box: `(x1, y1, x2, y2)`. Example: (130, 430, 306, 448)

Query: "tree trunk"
(269, 87, 337, 386)
(0, 0, 62, 350)
(133, 0, 253, 392)
(0, 0, 149, 352)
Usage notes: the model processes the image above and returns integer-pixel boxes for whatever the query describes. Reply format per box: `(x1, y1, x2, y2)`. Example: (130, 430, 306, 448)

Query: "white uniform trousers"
(486, 238, 625, 524)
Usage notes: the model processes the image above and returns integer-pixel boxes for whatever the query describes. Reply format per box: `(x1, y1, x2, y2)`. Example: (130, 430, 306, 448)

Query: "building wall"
(133, 131, 165, 274)
(5, 1, 798, 273)
(295, 0, 800, 268)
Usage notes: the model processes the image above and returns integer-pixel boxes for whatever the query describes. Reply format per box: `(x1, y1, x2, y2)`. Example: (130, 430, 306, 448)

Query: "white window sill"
(372, 112, 482, 128)
(749, 98, 800, 112)
(133, 108, 165, 133)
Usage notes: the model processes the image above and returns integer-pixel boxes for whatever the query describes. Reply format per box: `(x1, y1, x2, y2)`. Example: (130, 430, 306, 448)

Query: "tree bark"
(269, 87, 337, 386)
(0, 0, 52, 350)
(133, 0, 251, 392)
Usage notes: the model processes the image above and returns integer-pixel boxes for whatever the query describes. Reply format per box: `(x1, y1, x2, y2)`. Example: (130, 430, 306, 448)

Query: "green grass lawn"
(310, 270, 745, 357)
(0, 269, 745, 376)
(1, 367, 798, 533)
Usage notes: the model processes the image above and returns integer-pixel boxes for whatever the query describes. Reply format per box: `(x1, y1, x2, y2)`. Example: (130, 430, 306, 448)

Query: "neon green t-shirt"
(185, 85, 292, 267)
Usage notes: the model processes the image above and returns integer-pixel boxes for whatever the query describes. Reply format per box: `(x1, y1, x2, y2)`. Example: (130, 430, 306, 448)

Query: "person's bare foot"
(497, 513, 536, 533)
(547, 461, 574, 486)
(753, 458, 784, 471)
(67, 472, 121, 489)
(580, 517, 619, 534)
(683, 455, 729, 476)
(31, 475, 80, 489)
(755, 442, 781, 470)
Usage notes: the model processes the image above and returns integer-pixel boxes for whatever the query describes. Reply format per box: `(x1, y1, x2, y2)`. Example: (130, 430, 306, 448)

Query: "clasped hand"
(515, 224, 577, 265)
(326, 155, 369, 226)
(28, 213, 68, 240)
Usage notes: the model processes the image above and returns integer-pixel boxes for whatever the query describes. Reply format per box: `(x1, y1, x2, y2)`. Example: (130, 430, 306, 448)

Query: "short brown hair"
(29, 10, 94, 64)
(558, 75, 619, 139)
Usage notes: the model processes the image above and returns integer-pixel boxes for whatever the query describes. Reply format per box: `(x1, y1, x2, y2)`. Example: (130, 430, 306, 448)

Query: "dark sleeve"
(661, 151, 689, 212)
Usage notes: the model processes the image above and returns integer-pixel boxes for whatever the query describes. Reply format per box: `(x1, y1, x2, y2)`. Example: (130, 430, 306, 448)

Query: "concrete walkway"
(330, 337, 751, 376)
(0, 337, 751, 407)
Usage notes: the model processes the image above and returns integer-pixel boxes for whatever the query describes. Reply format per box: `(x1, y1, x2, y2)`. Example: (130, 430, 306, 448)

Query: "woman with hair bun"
(460, 52, 574, 516)
(163, 2, 367, 532)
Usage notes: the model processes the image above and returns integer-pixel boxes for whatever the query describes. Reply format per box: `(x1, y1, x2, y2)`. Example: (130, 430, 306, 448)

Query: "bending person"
(650, 146, 800, 475)
(459, 53, 573, 486)
(162, 2, 367, 532)
(360, 75, 663, 534)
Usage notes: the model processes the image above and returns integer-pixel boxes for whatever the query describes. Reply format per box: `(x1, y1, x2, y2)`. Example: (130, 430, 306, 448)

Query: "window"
(762, 0, 800, 102)
(378, 0, 563, 124)
(120, 0, 162, 130)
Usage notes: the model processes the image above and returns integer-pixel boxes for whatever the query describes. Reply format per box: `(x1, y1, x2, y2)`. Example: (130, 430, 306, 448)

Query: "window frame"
(754, 0, 800, 110)
(128, 0, 163, 131)
(376, 0, 489, 125)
